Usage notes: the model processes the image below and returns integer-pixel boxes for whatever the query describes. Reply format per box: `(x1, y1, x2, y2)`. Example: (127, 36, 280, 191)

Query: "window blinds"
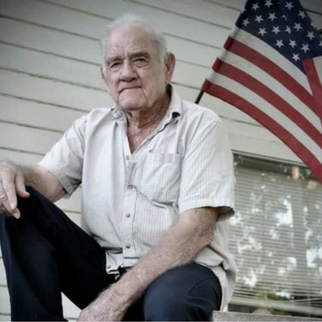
(230, 159, 322, 315)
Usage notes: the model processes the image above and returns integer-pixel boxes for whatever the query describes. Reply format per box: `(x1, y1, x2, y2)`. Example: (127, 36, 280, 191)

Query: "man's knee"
(142, 264, 222, 321)
(143, 288, 194, 320)
(0, 188, 39, 225)
(20, 186, 47, 208)
(0, 187, 48, 220)
(0, 187, 56, 241)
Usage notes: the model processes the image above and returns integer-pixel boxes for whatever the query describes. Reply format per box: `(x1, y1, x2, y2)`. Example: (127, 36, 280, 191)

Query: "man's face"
(102, 25, 174, 111)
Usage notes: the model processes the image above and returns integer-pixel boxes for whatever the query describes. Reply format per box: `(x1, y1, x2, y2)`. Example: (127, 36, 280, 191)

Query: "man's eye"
(108, 62, 122, 72)
(134, 58, 148, 66)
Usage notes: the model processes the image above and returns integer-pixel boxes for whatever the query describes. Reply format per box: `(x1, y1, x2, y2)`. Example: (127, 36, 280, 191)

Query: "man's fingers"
(11, 207, 21, 219)
(0, 203, 7, 214)
(2, 177, 17, 210)
(15, 173, 30, 198)
(4, 200, 21, 219)
(0, 163, 23, 218)
(0, 182, 19, 218)
(0, 198, 20, 219)
(0, 184, 11, 214)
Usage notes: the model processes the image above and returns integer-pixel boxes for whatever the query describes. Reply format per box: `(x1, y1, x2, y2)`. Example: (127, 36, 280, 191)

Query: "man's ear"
(101, 66, 110, 94)
(165, 53, 176, 84)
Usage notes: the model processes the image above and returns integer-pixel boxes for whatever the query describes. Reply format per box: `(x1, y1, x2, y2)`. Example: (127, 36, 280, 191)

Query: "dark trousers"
(0, 188, 222, 321)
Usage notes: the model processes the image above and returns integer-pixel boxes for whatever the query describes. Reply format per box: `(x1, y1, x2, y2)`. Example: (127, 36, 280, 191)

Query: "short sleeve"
(178, 119, 235, 221)
(38, 114, 87, 196)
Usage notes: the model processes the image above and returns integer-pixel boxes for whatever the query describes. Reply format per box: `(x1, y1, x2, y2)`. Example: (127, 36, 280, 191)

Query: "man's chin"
(118, 105, 142, 111)
(117, 99, 145, 111)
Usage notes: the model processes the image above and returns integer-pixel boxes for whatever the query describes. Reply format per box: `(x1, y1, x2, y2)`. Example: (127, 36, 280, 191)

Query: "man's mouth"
(120, 86, 141, 93)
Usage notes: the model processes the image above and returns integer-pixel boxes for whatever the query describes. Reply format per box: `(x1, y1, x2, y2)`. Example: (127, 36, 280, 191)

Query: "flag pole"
(195, 90, 204, 104)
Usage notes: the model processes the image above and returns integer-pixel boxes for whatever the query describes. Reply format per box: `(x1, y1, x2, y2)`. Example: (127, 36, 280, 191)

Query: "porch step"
(213, 312, 322, 321)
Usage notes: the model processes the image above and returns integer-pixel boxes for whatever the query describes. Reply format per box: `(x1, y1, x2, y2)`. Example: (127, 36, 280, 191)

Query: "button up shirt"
(39, 89, 236, 309)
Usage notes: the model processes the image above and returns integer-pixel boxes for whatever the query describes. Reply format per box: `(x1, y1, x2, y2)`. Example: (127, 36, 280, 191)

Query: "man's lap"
(0, 188, 222, 320)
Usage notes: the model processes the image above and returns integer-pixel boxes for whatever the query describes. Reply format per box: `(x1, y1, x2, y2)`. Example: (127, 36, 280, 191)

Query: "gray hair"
(101, 14, 168, 75)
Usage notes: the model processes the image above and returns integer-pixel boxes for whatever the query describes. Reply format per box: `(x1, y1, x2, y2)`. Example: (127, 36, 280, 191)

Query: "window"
(229, 154, 322, 317)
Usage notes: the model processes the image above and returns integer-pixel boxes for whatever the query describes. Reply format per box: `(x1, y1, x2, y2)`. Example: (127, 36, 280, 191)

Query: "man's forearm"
(106, 207, 218, 308)
(23, 165, 65, 201)
(20, 165, 41, 188)
(7, 162, 64, 202)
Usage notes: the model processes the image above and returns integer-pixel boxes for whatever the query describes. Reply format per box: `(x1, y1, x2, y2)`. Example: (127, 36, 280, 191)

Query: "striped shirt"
(39, 89, 236, 309)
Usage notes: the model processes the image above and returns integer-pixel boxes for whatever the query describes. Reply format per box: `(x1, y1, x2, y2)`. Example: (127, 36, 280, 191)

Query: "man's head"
(101, 15, 176, 112)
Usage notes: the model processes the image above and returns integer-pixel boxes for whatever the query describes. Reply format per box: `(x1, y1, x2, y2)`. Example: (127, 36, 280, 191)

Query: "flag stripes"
(212, 49, 321, 131)
(203, 27, 322, 183)
(202, 80, 322, 183)
(203, 72, 322, 161)
(213, 60, 322, 147)
(223, 36, 318, 115)
(303, 58, 322, 115)
(228, 28, 311, 91)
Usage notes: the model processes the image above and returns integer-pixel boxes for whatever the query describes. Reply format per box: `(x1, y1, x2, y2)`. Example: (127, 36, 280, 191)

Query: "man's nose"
(120, 61, 137, 81)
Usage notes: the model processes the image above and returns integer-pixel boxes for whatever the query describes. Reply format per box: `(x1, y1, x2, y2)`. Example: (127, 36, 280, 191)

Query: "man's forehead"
(105, 24, 156, 49)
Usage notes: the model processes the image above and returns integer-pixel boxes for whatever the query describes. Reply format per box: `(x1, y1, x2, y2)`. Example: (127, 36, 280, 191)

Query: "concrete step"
(213, 312, 322, 321)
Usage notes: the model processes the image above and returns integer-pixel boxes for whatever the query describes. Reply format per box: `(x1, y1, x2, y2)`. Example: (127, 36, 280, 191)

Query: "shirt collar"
(163, 84, 182, 124)
(111, 107, 124, 123)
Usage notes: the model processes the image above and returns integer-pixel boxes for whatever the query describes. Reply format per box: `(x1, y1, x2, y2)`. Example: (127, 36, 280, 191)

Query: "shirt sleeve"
(178, 119, 235, 221)
(38, 114, 87, 196)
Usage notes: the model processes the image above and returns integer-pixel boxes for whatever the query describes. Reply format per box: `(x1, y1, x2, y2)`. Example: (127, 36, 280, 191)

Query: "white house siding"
(0, 0, 321, 319)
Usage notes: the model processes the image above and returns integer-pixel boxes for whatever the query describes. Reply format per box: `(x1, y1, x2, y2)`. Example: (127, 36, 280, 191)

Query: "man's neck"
(124, 92, 171, 153)
(125, 93, 170, 135)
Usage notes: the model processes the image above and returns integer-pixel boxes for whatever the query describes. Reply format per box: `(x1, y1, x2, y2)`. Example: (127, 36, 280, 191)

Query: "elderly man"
(0, 15, 236, 321)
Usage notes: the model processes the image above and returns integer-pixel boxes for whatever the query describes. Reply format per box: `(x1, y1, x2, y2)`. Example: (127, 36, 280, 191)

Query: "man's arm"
(78, 206, 218, 321)
(0, 161, 65, 218)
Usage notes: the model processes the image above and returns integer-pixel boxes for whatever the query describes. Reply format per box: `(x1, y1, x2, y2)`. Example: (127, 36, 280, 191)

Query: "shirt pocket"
(138, 152, 181, 202)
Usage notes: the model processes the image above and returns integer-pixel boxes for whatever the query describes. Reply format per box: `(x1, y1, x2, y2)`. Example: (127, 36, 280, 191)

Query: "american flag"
(202, 0, 322, 183)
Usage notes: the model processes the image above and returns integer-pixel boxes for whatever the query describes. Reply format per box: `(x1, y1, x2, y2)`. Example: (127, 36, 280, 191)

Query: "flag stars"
(265, 0, 273, 7)
(275, 40, 284, 48)
(293, 23, 302, 31)
(298, 11, 306, 19)
(301, 44, 310, 52)
(268, 13, 277, 21)
(306, 31, 315, 40)
(289, 40, 297, 48)
(285, 26, 291, 34)
(272, 26, 281, 34)
(255, 15, 264, 23)
(319, 41, 322, 47)
(252, 2, 260, 10)
(292, 53, 300, 62)
(282, 15, 287, 20)
(258, 28, 267, 36)
(285, 2, 294, 10)
(242, 18, 250, 27)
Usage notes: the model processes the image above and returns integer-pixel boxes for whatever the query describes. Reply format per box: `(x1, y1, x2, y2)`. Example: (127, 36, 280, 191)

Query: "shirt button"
(126, 244, 131, 249)
(107, 265, 111, 269)
(126, 155, 130, 160)
(111, 117, 115, 120)
(126, 213, 131, 218)
(128, 184, 133, 189)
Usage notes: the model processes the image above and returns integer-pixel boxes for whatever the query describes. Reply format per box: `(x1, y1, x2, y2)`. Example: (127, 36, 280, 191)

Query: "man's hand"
(77, 286, 128, 321)
(0, 161, 30, 219)
(78, 207, 218, 321)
